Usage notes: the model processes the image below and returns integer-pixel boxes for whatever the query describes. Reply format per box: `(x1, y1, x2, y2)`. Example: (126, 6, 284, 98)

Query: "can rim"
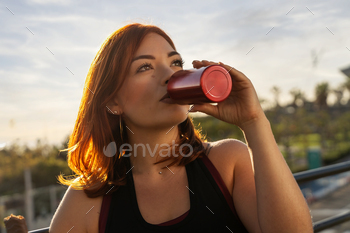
(200, 65, 232, 102)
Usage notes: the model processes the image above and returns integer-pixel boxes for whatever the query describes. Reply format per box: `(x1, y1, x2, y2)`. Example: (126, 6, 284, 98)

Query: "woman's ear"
(106, 97, 122, 115)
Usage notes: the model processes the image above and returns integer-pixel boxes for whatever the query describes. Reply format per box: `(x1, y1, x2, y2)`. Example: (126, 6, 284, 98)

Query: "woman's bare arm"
(232, 117, 313, 233)
(50, 186, 91, 233)
(190, 59, 313, 232)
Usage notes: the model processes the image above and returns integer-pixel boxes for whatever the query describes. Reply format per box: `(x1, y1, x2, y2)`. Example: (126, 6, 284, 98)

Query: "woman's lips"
(160, 92, 170, 101)
(160, 98, 177, 104)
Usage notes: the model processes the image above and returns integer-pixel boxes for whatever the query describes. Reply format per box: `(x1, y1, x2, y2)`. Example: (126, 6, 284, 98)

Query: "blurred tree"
(313, 110, 331, 157)
(289, 88, 304, 108)
(0, 139, 71, 196)
(271, 86, 281, 108)
(192, 115, 244, 143)
(315, 82, 329, 110)
(344, 78, 350, 104)
(337, 112, 350, 141)
(332, 85, 345, 106)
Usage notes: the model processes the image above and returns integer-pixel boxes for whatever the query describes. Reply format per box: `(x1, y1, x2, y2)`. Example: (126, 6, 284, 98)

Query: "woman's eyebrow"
(131, 51, 181, 63)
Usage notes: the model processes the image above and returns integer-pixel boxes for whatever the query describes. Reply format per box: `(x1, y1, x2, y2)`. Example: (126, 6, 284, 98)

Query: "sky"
(1, 0, 350, 148)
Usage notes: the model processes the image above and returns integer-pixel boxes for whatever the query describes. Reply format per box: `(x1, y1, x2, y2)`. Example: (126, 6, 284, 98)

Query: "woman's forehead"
(135, 33, 174, 55)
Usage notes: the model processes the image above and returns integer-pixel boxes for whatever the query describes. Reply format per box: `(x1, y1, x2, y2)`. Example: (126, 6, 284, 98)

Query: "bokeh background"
(1, 0, 350, 147)
(1, 0, 350, 232)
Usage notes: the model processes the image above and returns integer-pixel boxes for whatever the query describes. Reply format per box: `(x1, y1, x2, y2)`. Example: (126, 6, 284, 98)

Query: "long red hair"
(58, 23, 208, 198)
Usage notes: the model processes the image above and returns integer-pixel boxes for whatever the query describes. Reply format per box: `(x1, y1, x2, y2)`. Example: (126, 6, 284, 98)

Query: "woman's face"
(115, 32, 191, 131)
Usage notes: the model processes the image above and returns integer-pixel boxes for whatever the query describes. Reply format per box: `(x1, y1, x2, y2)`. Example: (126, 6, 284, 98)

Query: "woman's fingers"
(192, 60, 218, 69)
(192, 60, 201, 68)
(193, 60, 245, 79)
(218, 62, 248, 82)
(192, 60, 251, 85)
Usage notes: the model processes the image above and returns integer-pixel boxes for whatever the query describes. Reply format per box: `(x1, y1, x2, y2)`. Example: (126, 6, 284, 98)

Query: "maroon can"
(167, 65, 232, 105)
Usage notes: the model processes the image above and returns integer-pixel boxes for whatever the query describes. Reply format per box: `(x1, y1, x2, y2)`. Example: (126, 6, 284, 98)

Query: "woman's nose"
(161, 66, 175, 85)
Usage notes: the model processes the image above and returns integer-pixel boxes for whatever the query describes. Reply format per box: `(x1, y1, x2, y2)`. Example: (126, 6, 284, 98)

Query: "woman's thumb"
(189, 103, 214, 115)
(189, 104, 199, 112)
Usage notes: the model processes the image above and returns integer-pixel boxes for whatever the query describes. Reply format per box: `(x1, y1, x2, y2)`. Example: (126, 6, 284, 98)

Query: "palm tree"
(271, 86, 281, 108)
(340, 66, 350, 104)
(315, 82, 329, 110)
(344, 78, 350, 105)
(332, 85, 345, 106)
(289, 88, 304, 108)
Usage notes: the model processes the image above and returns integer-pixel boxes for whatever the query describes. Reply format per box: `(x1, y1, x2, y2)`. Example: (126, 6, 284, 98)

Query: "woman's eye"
(141, 65, 151, 71)
(136, 59, 184, 73)
(137, 63, 152, 73)
(172, 59, 184, 67)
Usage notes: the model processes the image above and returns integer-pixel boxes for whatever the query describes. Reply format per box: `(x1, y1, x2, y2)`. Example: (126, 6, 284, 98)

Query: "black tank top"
(103, 155, 249, 233)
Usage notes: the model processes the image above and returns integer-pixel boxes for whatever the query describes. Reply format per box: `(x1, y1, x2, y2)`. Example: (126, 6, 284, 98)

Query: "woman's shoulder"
(203, 139, 249, 164)
(202, 139, 250, 196)
(49, 185, 103, 233)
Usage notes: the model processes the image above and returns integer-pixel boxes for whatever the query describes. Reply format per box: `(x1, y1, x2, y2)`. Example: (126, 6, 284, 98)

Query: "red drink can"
(167, 65, 232, 105)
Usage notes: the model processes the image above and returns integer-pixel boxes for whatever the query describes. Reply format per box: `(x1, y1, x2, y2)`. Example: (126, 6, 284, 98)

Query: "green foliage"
(0, 138, 71, 196)
(192, 115, 244, 142)
(266, 95, 350, 171)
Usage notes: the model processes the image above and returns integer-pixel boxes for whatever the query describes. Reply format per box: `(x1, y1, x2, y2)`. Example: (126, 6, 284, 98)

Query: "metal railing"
(294, 160, 350, 184)
(295, 160, 350, 232)
(27, 160, 350, 233)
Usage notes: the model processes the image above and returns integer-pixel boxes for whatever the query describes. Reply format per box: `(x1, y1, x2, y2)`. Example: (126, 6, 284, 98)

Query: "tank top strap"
(199, 152, 239, 217)
(99, 194, 112, 233)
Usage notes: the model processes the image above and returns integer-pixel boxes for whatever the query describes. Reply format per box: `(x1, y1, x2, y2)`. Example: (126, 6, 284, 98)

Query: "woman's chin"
(159, 114, 188, 127)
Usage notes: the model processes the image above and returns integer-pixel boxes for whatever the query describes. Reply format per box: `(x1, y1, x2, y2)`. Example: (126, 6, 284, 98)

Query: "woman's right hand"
(190, 60, 265, 131)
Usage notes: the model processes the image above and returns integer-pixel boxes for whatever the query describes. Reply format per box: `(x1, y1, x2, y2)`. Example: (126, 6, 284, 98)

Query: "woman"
(49, 23, 313, 233)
